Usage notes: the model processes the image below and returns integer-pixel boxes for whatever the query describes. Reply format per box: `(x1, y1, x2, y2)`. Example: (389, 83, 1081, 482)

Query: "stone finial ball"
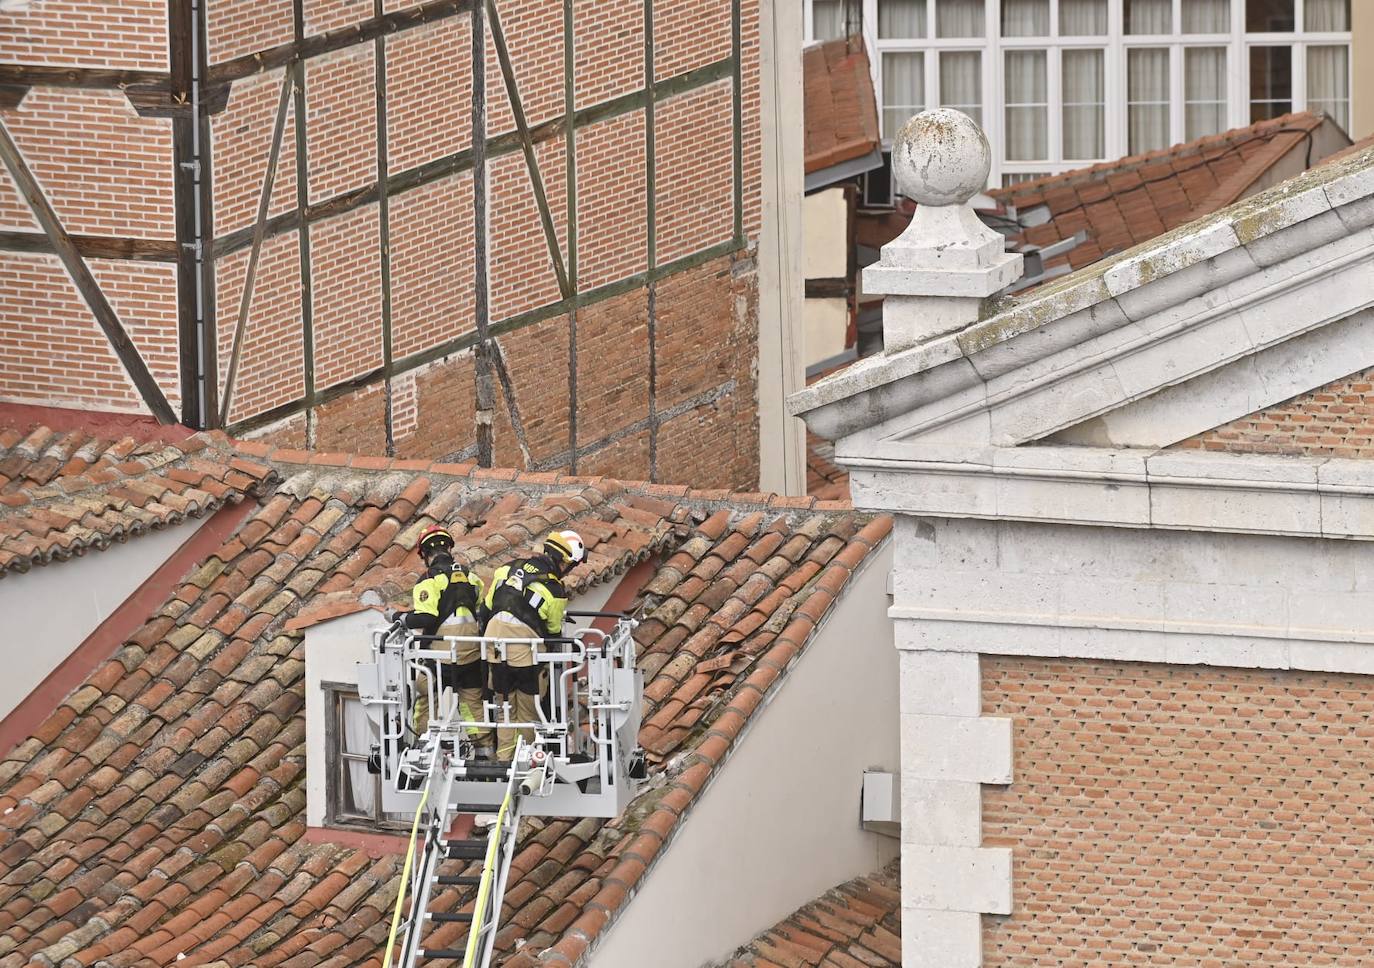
(891, 108, 992, 206)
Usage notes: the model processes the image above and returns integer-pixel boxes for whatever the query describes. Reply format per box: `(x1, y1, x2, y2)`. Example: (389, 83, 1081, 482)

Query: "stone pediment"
(790, 141, 1374, 541)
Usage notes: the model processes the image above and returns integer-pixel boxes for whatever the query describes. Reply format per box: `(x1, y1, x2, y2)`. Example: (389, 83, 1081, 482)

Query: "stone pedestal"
(862, 109, 1023, 354)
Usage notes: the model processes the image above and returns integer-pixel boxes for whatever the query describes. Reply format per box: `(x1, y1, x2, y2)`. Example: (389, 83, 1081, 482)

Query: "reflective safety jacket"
(483, 553, 568, 638)
(405, 566, 484, 637)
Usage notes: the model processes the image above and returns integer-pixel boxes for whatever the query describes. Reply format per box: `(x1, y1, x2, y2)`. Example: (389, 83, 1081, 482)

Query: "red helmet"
(417, 524, 454, 557)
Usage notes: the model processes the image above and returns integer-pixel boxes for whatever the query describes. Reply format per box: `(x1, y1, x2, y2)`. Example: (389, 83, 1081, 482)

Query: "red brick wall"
(1174, 367, 1374, 459)
(1, 0, 763, 489)
(983, 656, 1374, 966)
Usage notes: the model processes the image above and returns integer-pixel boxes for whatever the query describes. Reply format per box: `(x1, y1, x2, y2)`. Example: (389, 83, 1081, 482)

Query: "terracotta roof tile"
(991, 112, 1333, 269)
(0, 422, 277, 577)
(804, 37, 880, 175)
(712, 863, 902, 967)
(0, 439, 890, 966)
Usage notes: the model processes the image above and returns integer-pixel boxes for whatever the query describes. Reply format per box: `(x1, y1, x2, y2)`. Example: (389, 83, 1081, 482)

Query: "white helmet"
(544, 529, 586, 569)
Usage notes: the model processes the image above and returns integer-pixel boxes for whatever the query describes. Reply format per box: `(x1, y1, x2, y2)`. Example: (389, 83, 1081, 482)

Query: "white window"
(1127, 47, 1170, 153)
(1005, 49, 1048, 160)
(840, 0, 1354, 185)
(1063, 49, 1105, 160)
(939, 50, 982, 124)
(812, 0, 846, 40)
(882, 50, 925, 135)
(1306, 44, 1349, 129)
(1185, 47, 1229, 139)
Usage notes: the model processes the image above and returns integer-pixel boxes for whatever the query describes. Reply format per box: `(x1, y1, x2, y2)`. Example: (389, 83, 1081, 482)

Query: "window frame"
(324, 682, 409, 834)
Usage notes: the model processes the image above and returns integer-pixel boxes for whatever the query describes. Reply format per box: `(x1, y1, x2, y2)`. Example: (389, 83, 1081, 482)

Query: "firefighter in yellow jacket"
(483, 530, 586, 760)
(397, 524, 491, 754)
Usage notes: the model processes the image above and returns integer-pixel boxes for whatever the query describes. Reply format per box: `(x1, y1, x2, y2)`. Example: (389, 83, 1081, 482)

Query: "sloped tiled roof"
(989, 112, 1330, 272)
(804, 36, 880, 176)
(806, 432, 849, 503)
(713, 862, 902, 967)
(0, 443, 890, 967)
(0, 424, 277, 576)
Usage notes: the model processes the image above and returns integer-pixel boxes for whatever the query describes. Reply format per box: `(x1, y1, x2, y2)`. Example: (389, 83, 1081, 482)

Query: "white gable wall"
(0, 522, 198, 721)
(592, 539, 899, 968)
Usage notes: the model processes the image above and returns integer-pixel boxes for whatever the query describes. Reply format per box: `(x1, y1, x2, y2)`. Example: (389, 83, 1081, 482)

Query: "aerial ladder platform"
(356, 612, 646, 968)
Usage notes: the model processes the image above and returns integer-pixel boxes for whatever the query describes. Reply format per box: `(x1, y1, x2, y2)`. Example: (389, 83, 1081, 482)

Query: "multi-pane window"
(812, 0, 846, 40)
(848, 0, 1355, 184)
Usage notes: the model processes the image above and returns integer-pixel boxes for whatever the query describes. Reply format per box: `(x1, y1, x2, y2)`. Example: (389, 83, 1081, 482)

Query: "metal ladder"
(385, 738, 534, 968)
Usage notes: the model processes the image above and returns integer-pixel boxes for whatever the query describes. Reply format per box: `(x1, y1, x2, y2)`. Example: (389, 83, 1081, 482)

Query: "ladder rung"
(434, 874, 482, 886)
(420, 949, 469, 959)
(445, 838, 488, 860)
(451, 802, 499, 814)
(427, 911, 474, 923)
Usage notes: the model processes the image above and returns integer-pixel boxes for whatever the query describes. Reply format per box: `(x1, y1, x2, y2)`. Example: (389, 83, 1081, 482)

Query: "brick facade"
(1175, 367, 1374, 459)
(982, 656, 1374, 966)
(0, 0, 764, 490)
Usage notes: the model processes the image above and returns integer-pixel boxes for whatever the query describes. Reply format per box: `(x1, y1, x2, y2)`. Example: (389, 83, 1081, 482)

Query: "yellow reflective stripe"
(463, 783, 515, 968)
(383, 772, 431, 966)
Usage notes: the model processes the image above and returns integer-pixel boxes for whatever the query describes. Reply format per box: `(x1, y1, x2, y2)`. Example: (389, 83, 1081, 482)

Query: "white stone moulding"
(898, 650, 1012, 968)
(845, 447, 1374, 543)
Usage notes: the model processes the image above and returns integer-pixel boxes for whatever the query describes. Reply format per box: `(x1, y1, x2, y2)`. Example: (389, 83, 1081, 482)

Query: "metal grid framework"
(0, 0, 746, 455)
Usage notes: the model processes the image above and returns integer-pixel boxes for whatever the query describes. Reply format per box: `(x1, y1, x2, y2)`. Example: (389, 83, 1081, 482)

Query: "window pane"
(882, 52, 925, 137)
(1246, 0, 1294, 31)
(879, 0, 926, 37)
(937, 0, 984, 37)
(1128, 47, 1171, 152)
(938, 51, 982, 125)
(1003, 172, 1050, 187)
(1005, 50, 1047, 160)
(1305, 0, 1350, 31)
(1307, 45, 1350, 130)
(1125, 0, 1171, 33)
(1249, 45, 1293, 120)
(1182, 0, 1230, 32)
(1060, 0, 1108, 34)
(338, 694, 376, 819)
(1001, 0, 1048, 36)
(1063, 49, 1105, 159)
(813, 0, 844, 39)
(1185, 47, 1229, 139)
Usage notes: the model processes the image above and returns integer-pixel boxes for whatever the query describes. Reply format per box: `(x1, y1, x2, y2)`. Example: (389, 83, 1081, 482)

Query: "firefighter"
(395, 524, 491, 754)
(483, 530, 586, 760)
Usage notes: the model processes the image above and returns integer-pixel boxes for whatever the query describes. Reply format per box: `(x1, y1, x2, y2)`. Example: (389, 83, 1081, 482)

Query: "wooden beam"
(0, 86, 28, 110)
(220, 70, 294, 427)
(0, 231, 178, 262)
(472, 0, 493, 467)
(486, 0, 570, 298)
(207, 0, 473, 86)
(0, 117, 176, 424)
(0, 65, 169, 90)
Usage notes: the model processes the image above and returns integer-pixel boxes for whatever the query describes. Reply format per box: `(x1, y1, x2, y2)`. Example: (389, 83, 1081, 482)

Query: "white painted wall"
(803, 188, 849, 279)
(804, 297, 849, 367)
(304, 582, 622, 828)
(592, 539, 900, 968)
(756, 0, 808, 495)
(0, 523, 195, 721)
